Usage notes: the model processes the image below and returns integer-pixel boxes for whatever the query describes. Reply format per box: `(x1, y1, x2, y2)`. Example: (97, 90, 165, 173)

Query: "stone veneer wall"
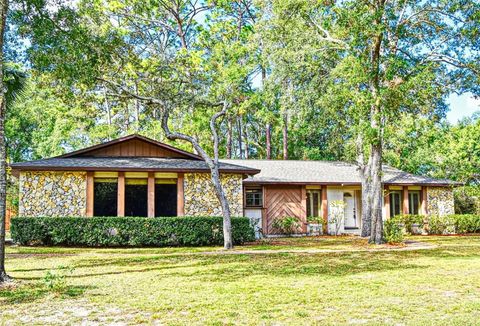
(184, 173, 243, 216)
(19, 171, 87, 217)
(427, 186, 455, 216)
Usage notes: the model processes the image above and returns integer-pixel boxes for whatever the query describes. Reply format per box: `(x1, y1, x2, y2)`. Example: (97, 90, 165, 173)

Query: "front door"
(344, 192, 357, 228)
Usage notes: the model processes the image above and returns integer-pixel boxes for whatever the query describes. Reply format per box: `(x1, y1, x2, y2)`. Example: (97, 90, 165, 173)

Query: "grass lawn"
(2, 236, 480, 325)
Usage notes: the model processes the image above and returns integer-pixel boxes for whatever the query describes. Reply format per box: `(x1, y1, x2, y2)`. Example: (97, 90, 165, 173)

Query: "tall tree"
(15, 0, 257, 249)
(259, 0, 479, 243)
(0, 0, 10, 283)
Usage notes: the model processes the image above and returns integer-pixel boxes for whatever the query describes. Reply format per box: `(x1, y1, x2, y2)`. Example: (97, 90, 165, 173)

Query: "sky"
(447, 93, 480, 123)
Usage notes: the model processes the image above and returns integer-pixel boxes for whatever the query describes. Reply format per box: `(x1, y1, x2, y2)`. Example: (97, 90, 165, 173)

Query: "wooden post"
(148, 172, 155, 217)
(301, 186, 307, 233)
(117, 172, 125, 217)
(86, 172, 94, 217)
(262, 185, 268, 234)
(384, 185, 390, 220)
(177, 173, 184, 216)
(403, 186, 409, 215)
(321, 185, 328, 234)
(421, 186, 428, 215)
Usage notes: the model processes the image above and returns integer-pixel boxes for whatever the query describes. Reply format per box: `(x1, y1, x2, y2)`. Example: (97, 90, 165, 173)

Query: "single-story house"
(11, 134, 458, 236)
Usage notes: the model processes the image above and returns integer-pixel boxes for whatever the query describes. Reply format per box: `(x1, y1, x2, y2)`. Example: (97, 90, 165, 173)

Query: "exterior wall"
(263, 185, 306, 235)
(427, 186, 455, 216)
(183, 173, 243, 216)
(19, 171, 87, 217)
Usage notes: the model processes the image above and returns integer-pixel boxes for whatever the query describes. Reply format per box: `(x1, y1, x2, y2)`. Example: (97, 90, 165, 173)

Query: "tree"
(15, 0, 257, 249)
(259, 0, 479, 243)
(0, 0, 12, 283)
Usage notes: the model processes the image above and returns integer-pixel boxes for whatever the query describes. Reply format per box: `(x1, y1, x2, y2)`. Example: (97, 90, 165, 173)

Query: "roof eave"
(10, 165, 260, 175)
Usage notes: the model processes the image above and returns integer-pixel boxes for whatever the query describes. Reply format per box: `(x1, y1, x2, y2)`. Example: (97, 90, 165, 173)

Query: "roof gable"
(59, 134, 201, 160)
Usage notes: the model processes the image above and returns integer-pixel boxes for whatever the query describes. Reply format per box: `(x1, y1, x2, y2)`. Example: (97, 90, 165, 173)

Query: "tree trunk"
(0, 0, 10, 284)
(226, 118, 232, 159)
(282, 113, 288, 160)
(237, 116, 243, 159)
(360, 174, 372, 237)
(210, 165, 233, 249)
(368, 142, 384, 244)
(244, 120, 249, 159)
(266, 123, 271, 159)
(161, 103, 234, 249)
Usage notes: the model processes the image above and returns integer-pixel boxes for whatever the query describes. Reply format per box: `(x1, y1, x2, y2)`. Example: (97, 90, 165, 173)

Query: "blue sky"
(447, 93, 480, 123)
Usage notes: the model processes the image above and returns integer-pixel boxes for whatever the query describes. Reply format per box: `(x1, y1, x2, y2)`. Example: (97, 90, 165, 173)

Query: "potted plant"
(306, 216, 323, 236)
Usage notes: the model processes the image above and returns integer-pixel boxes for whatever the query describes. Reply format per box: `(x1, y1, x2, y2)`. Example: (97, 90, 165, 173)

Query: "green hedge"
(10, 216, 255, 247)
(390, 214, 480, 235)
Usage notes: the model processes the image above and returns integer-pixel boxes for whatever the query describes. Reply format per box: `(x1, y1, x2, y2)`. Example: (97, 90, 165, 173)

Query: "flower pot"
(307, 223, 322, 236)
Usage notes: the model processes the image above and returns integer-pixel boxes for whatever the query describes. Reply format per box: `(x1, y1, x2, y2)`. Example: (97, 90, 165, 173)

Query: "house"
(10, 134, 457, 236)
(222, 160, 457, 235)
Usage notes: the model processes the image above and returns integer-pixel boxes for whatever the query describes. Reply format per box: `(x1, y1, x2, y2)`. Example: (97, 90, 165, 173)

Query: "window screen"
(409, 191, 420, 215)
(307, 190, 321, 217)
(389, 191, 402, 217)
(246, 188, 263, 207)
(93, 178, 118, 217)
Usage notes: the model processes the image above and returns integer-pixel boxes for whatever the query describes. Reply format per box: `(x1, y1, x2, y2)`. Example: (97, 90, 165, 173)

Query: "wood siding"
(264, 185, 306, 235)
(5, 208, 14, 232)
(80, 139, 191, 158)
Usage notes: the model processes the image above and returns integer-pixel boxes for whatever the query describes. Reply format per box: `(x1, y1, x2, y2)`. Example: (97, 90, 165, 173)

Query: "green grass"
(2, 236, 480, 325)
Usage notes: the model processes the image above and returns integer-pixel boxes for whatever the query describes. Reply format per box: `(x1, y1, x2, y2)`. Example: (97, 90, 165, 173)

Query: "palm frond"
(4, 68, 28, 106)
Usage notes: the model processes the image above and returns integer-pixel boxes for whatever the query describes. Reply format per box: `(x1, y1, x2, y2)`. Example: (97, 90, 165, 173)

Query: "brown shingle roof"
(221, 159, 459, 186)
(11, 157, 260, 174)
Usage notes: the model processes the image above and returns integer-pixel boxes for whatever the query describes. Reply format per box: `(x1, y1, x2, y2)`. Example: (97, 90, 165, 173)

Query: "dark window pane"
(246, 189, 263, 207)
(307, 192, 312, 217)
(390, 192, 402, 217)
(312, 192, 319, 217)
(409, 191, 420, 215)
(125, 184, 148, 217)
(94, 181, 118, 217)
(155, 184, 177, 217)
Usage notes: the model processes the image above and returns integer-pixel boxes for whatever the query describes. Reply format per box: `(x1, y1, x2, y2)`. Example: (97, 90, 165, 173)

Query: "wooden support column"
(403, 186, 409, 215)
(117, 172, 125, 217)
(321, 185, 328, 234)
(262, 185, 268, 234)
(86, 171, 94, 217)
(177, 173, 185, 216)
(384, 185, 390, 220)
(301, 186, 307, 233)
(421, 186, 428, 216)
(148, 172, 155, 217)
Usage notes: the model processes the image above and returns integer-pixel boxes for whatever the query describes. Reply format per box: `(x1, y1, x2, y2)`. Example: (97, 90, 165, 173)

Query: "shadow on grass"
(12, 250, 432, 281)
(0, 283, 94, 304)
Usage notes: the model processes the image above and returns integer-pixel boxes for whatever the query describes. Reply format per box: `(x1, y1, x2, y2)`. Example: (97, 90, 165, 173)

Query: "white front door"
(344, 193, 357, 228)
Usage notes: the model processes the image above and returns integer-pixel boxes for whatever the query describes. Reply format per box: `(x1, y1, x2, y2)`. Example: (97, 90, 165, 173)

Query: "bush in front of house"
(390, 214, 480, 235)
(390, 214, 424, 234)
(383, 219, 404, 244)
(10, 216, 255, 247)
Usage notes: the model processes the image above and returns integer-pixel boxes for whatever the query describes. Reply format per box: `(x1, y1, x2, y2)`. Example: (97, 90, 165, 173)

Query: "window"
(155, 183, 177, 217)
(409, 191, 421, 215)
(125, 178, 148, 217)
(307, 190, 321, 217)
(389, 191, 402, 217)
(93, 178, 118, 216)
(246, 188, 263, 207)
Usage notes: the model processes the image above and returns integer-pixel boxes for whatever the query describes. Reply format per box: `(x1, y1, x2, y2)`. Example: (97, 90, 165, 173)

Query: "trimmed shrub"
(451, 214, 480, 234)
(391, 214, 424, 234)
(383, 219, 403, 244)
(10, 216, 255, 247)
